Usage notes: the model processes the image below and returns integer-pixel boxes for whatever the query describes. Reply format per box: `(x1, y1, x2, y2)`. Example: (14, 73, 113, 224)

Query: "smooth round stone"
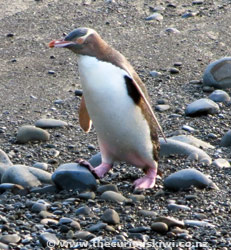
(169, 67, 180, 74)
(77, 192, 95, 200)
(138, 210, 157, 217)
(185, 98, 219, 116)
(151, 222, 168, 234)
(145, 13, 163, 21)
(97, 184, 118, 194)
(169, 135, 214, 149)
(75, 206, 92, 216)
(209, 90, 230, 103)
(75, 231, 95, 240)
(101, 191, 127, 203)
(39, 211, 56, 219)
(203, 57, 231, 89)
(167, 204, 191, 211)
(39, 233, 59, 247)
(182, 125, 195, 133)
(212, 158, 230, 168)
(129, 194, 145, 202)
(165, 27, 180, 34)
(87, 222, 107, 232)
(41, 218, 59, 225)
(75, 89, 83, 96)
(155, 104, 170, 112)
(0, 234, 21, 244)
(35, 118, 67, 128)
(128, 227, 150, 233)
(182, 12, 197, 18)
(154, 216, 184, 228)
(1, 165, 52, 188)
(164, 168, 218, 191)
(52, 163, 97, 192)
(150, 71, 162, 77)
(89, 152, 102, 167)
(221, 130, 231, 147)
(159, 138, 212, 164)
(33, 162, 48, 171)
(101, 209, 120, 225)
(17, 125, 50, 143)
(31, 202, 48, 213)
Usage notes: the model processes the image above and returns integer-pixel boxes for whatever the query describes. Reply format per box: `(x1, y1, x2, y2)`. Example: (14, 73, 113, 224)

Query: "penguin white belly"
(78, 55, 153, 166)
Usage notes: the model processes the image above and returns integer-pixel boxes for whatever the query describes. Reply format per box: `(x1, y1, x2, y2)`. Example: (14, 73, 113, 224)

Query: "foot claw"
(77, 159, 99, 179)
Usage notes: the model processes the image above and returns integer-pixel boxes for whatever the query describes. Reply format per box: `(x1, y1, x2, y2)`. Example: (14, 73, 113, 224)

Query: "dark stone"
(52, 163, 97, 192)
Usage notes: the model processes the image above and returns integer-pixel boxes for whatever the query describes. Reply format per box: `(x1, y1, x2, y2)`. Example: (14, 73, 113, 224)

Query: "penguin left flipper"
(79, 96, 92, 132)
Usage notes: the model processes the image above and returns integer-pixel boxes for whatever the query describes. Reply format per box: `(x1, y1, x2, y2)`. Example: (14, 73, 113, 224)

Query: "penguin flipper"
(79, 96, 92, 132)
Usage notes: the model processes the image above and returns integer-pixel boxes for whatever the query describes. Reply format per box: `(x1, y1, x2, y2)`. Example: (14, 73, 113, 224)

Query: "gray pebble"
(89, 152, 102, 167)
(41, 218, 59, 225)
(165, 27, 180, 34)
(101, 191, 127, 203)
(185, 98, 219, 116)
(184, 220, 215, 228)
(164, 168, 218, 191)
(75, 231, 95, 240)
(17, 125, 50, 143)
(97, 184, 118, 194)
(1, 165, 52, 188)
(39, 211, 56, 219)
(220, 130, 231, 147)
(169, 67, 180, 74)
(0, 234, 21, 244)
(75, 89, 83, 96)
(182, 12, 197, 18)
(76, 206, 92, 216)
(0, 183, 25, 195)
(182, 125, 195, 133)
(77, 192, 95, 200)
(145, 13, 163, 21)
(151, 222, 169, 234)
(155, 104, 170, 112)
(160, 138, 212, 164)
(150, 71, 162, 77)
(39, 232, 59, 247)
(154, 216, 184, 228)
(32, 162, 48, 171)
(211, 158, 230, 168)
(101, 209, 120, 225)
(203, 57, 231, 89)
(209, 89, 230, 103)
(167, 204, 191, 211)
(138, 210, 157, 217)
(31, 202, 47, 213)
(48, 70, 55, 74)
(129, 194, 145, 202)
(87, 222, 107, 232)
(35, 118, 67, 128)
(52, 163, 97, 192)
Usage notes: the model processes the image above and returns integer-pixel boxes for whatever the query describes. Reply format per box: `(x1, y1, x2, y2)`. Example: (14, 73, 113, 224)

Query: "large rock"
(0, 149, 13, 180)
(159, 138, 212, 164)
(208, 89, 230, 103)
(169, 135, 214, 149)
(52, 163, 97, 192)
(16, 125, 50, 143)
(1, 165, 52, 188)
(164, 168, 218, 191)
(203, 57, 231, 89)
(185, 98, 219, 116)
(220, 130, 231, 147)
(35, 118, 67, 128)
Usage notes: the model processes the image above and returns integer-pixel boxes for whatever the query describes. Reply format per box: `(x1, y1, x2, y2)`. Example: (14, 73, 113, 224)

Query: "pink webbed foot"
(78, 159, 112, 179)
(133, 168, 157, 190)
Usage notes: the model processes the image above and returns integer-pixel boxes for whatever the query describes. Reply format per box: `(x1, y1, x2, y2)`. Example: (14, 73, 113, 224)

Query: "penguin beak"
(48, 39, 75, 48)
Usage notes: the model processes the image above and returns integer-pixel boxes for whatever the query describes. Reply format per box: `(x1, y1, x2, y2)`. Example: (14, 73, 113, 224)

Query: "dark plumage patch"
(124, 76, 141, 104)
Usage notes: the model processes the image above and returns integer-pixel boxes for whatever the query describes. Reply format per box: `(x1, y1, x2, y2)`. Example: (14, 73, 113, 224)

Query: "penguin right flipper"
(79, 95, 92, 132)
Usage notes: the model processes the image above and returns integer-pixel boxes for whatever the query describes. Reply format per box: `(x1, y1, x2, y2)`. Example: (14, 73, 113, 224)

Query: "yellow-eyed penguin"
(49, 28, 165, 189)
